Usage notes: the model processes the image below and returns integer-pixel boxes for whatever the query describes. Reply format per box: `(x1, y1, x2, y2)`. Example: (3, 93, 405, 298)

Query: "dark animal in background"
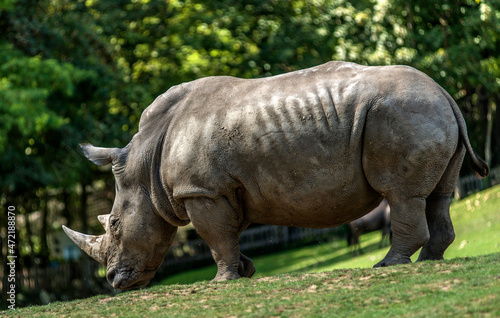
(347, 199, 391, 255)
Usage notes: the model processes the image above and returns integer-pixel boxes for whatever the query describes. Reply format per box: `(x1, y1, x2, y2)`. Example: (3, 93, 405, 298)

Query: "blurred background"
(1, 0, 499, 308)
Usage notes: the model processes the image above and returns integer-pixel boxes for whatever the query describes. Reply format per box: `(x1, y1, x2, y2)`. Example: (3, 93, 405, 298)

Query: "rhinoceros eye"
(110, 218, 120, 232)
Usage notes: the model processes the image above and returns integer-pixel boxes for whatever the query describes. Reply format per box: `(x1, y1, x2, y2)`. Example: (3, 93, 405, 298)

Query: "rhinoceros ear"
(80, 144, 121, 166)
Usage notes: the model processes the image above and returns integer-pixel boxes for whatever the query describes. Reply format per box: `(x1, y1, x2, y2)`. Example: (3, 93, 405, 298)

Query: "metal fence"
(455, 166, 500, 198)
(2, 259, 110, 307)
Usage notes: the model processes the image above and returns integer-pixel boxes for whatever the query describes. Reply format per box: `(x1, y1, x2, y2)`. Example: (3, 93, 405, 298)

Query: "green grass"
(159, 184, 500, 285)
(4, 253, 499, 317)
(4, 185, 500, 317)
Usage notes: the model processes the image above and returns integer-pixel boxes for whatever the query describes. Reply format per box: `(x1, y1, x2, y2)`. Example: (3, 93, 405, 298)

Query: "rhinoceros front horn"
(62, 225, 106, 265)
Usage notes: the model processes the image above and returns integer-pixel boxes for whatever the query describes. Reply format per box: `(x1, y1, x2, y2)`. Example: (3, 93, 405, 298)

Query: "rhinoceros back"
(162, 62, 386, 227)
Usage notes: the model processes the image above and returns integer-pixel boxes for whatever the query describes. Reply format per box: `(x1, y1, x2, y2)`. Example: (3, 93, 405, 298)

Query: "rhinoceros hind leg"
(416, 195, 455, 262)
(417, 144, 464, 262)
(374, 197, 429, 267)
(417, 146, 463, 262)
(184, 197, 243, 281)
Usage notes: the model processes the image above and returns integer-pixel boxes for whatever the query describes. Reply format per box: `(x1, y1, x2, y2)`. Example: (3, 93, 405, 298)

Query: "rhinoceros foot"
(373, 255, 412, 268)
(212, 271, 241, 282)
(238, 253, 256, 278)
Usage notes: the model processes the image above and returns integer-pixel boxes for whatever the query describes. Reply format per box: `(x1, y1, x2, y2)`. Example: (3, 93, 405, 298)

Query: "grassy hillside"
(159, 184, 500, 285)
(4, 253, 499, 317)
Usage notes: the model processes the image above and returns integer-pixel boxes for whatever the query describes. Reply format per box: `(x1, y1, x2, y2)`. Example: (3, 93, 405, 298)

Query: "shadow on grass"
(291, 240, 387, 273)
(158, 234, 391, 285)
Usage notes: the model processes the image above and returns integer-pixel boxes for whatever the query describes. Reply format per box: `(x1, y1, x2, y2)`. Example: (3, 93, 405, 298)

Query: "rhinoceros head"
(63, 144, 177, 290)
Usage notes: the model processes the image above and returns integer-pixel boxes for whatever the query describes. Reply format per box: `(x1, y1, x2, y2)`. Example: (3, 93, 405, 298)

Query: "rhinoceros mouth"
(108, 268, 157, 290)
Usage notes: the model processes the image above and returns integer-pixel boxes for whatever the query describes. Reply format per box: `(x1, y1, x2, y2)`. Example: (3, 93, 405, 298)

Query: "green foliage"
(0, 0, 15, 10)
(395, 0, 500, 94)
(0, 42, 98, 189)
(0, 0, 130, 193)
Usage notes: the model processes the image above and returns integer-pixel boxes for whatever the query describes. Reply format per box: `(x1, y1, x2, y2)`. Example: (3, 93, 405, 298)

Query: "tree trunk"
(22, 205, 38, 291)
(79, 181, 91, 294)
(80, 181, 88, 233)
(61, 190, 73, 227)
(40, 191, 50, 268)
(23, 208, 36, 267)
(485, 98, 494, 167)
(495, 96, 500, 166)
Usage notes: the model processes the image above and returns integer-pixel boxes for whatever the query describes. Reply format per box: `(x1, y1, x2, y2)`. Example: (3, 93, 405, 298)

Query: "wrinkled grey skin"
(63, 61, 489, 290)
(347, 199, 391, 254)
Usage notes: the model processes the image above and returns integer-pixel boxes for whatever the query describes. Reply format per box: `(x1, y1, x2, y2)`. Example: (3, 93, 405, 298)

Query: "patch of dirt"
(306, 284, 318, 293)
(139, 294, 161, 301)
(359, 275, 373, 281)
(98, 297, 114, 304)
(255, 276, 282, 283)
(424, 279, 461, 292)
(340, 284, 356, 290)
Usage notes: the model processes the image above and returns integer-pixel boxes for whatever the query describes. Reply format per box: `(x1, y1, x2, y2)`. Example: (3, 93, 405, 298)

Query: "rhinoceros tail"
(470, 153, 490, 179)
(442, 88, 490, 179)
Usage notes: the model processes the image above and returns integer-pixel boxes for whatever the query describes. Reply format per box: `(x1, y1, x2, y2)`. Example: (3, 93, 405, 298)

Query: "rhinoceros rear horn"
(62, 225, 107, 265)
(80, 143, 122, 166)
(98, 214, 110, 229)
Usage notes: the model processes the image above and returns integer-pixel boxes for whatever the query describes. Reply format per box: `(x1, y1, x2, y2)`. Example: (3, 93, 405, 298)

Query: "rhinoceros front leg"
(184, 197, 245, 281)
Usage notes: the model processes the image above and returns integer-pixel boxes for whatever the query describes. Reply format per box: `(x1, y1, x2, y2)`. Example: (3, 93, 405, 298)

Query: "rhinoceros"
(347, 199, 391, 255)
(63, 61, 489, 289)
